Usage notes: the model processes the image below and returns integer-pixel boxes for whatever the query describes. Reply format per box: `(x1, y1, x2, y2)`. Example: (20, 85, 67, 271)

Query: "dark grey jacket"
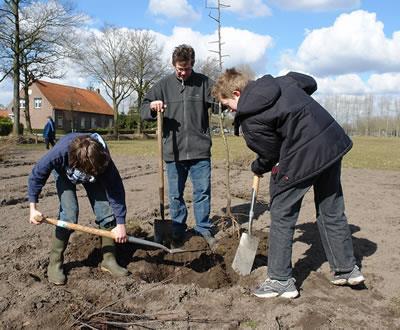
(141, 71, 216, 162)
(236, 72, 352, 200)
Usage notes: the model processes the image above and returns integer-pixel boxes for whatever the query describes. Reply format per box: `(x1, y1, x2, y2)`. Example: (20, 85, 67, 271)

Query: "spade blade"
(231, 232, 260, 276)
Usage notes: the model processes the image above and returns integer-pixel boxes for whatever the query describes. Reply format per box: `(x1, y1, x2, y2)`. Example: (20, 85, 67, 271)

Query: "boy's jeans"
(268, 160, 356, 281)
(53, 171, 116, 237)
(165, 159, 213, 237)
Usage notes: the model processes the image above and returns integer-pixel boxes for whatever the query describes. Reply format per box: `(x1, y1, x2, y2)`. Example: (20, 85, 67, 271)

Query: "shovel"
(232, 175, 261, 275)
(35, 216, 184, 254)
(153, 111, 172, 243)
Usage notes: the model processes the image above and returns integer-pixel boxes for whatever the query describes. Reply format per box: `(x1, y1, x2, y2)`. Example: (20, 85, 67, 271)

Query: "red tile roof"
(35, 80, 114, 116)
(0, 109, 10, 118)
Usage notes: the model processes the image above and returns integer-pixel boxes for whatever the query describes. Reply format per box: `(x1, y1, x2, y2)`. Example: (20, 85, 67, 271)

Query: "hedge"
(0, 118, 13, 136)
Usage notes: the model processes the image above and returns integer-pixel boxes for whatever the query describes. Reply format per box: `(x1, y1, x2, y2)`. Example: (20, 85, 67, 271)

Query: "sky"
(1, 0, 400, 107)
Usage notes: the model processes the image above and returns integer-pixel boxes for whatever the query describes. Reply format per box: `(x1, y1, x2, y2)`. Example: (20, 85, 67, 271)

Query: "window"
(19, 99, 25, 109)
(80, 117, 85, 129)
(34, 97, 42, 109)
(56, 114, 63, 128)
(91, 117, 96, 128)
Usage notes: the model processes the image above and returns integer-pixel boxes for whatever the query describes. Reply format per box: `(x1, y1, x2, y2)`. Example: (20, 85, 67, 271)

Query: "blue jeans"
(165, 159, 213, 236)
(53, 171, 116, 237)
(268, 160, 356, 281)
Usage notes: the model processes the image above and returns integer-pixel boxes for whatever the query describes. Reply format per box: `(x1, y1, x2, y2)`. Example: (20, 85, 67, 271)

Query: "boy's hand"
(251, 159, 267, 176)
(112, 224, 127, 243)
(251, 157, 276, 176)
(29, 203, 42, 225)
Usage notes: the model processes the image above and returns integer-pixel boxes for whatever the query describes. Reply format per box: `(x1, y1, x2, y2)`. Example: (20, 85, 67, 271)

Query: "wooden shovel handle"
(35, 216, 115, 239)
(157, 111, 165, 220)
(249, 175, 261, 236)
(252, 175, 260, 194)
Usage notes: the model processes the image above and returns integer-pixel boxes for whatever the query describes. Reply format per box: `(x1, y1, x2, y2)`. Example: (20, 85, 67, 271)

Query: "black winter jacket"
(141, 71, 216, 162)
(236, 72, 352, 199)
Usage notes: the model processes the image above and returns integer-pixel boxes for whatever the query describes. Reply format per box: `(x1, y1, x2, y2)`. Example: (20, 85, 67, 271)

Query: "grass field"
(343, 136, 400, 170)
(107, 136, 400, 171)
(10, 135, 400, 171)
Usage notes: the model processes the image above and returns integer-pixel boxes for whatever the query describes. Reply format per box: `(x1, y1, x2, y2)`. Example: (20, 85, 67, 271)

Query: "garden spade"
(153, 111, 172, 244)
(232, 175, 261, 276)
(35, 216, 184, 254)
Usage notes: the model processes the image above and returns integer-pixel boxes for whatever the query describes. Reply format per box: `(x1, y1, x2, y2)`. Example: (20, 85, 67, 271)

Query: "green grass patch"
(106, 135, 254, 161)
(11, 135, 400, 171)
(344, 136, 400, 171)
(211, 136, 400, 171)
(107, 139, 158, 157)
(242, 320, 258, 329)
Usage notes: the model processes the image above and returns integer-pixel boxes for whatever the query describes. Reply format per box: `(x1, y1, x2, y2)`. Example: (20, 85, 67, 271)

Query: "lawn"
(107, 135, 400, 171)
(343, 136, 400, 170)
(10, 135, 400, 171)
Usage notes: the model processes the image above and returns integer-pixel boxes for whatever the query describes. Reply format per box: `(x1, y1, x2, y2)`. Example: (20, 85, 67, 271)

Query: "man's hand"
(111, 224, 127, 243)
(150, 100, 166, 112)
(29, 202, 42, 225)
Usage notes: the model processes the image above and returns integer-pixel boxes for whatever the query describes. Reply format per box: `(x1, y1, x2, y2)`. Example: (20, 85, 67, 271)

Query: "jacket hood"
(237, 74, 281, 117)
(286, 71, 317, 95)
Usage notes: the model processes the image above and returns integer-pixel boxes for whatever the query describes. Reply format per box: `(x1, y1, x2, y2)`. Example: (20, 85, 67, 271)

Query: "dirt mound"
(2, 149, 400, 329)
(66, 229, 267, 290)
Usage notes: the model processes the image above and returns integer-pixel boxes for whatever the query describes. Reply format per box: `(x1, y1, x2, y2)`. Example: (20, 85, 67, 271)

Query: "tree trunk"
(113, 99, 119, 136)
(12, 0, 21, 136)
(135, 92, 143, 135)
(218, 110, 232, 216)
(23, 78, 32, 134)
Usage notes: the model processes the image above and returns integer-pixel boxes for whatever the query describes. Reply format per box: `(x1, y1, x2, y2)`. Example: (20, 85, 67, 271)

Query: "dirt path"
(0, 146, 399, 329)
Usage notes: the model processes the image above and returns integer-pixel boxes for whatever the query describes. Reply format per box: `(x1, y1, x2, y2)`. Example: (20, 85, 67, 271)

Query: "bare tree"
(0, 0, 84, 135)
(128, 30, 167, 135)
(235, 63, 255, 80)
(206, 0, 240, 230)
(71, 26, 135, 136)
(0, 0, 24, 136)
(20, 1, 84, 133)
(395, 98, 400, 137)
(196, 56, 220, 81)
(364, 94, 374, 136)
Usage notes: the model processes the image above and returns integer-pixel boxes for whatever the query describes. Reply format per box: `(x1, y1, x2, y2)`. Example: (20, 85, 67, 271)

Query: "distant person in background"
(43, 116, 56, 149)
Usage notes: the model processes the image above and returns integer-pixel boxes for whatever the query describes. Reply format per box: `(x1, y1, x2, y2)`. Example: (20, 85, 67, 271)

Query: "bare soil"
(1, 145, 400, 329)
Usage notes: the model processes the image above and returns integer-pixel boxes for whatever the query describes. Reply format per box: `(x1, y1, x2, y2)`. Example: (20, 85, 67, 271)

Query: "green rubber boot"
(47, 229, 70, 285)
(100, 235, 129, 277)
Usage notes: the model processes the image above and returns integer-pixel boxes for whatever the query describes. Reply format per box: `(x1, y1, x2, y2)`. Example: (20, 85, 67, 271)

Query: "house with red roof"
(9, 80, 114, 132)
(0, 108, 10, 119)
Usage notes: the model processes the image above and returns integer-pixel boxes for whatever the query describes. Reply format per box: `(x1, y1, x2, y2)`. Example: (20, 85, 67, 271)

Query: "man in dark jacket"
(141, 44, 216, 249)
(43, 116, 56, 149)
(212, 68, 364, 298)
(29, 133, 129, 285)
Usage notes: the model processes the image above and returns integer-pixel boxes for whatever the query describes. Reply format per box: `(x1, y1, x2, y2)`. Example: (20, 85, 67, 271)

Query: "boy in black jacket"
(29, 133, 129, 285)
(212, 68, 364, 298)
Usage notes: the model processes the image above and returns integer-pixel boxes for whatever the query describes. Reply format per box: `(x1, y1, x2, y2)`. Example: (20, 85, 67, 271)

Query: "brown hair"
(212, 68, 250, 100)
(172, 44, 195, 66)
(68, 135, 110, 176)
